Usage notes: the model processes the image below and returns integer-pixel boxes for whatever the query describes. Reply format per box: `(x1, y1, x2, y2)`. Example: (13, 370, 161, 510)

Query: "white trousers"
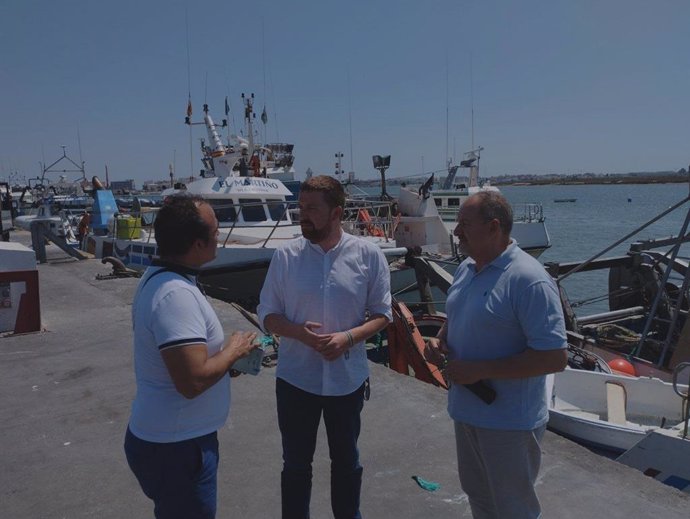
(454, 422, 546, 519)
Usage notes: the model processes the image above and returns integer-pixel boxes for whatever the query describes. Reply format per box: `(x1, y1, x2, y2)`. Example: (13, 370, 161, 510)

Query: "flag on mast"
(186, 97, 193, 118)
(225, 96, 230, 116)
(261, 106, 268, 125)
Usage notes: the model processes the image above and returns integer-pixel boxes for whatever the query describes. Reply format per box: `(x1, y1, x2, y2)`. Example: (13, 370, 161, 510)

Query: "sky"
(1, 0, 689, 186)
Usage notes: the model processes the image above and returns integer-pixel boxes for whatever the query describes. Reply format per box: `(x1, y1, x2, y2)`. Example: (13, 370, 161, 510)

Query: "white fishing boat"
(88, 99, 442, 306)
(12, 146, 92, 238)
(548, 366, 690, 492)
(549, 367, 689, 452)
(1, 182, 13, 240)
(432, 148, 550, 258)
(187, 94, 299, 194)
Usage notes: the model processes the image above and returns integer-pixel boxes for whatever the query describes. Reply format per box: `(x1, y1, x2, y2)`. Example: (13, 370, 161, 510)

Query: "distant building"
(109, 179, 136, 193)
(142, 180, 173, 192)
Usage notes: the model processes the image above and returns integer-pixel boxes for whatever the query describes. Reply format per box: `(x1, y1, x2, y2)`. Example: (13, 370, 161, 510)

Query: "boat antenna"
(262, 18, 268, 145)
(40, 145, 46, 183)
(77, 125, 85, 180)
(470, 52, 475, 151)
(223, 71, 236, 142)
(445, 52, 449, 169)
(268, 66, 280, 142)
(185, 6, 194, 177)
(347, 65, 354, 174)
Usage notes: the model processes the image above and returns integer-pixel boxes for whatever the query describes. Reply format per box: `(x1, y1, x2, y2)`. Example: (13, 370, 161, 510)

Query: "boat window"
(239, 198, 267, 222)
(266, 201, 289, 221)
(208, 200, 237, 222)
(448, 198, 460, 207)
(434, 198, 442, 207)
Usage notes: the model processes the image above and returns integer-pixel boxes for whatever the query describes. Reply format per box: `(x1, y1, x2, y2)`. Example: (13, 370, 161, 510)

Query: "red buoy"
(608, 358, 636, 376)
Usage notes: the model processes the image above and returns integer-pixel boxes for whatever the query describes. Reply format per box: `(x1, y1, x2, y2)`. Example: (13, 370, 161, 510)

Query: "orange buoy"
(608, 358, 636, 376)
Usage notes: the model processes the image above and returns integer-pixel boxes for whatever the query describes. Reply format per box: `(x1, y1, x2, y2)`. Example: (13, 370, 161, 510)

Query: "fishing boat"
(548, 365, 690, 492)
(544, 188, 690, 382)
(187, 94, 300, 198)
(549, 366, 689, 453)
(1, 182, 13, 241)
(88, 99, 452, 307)
(431, 148, 551, 258)
(13, 146, 93, 235)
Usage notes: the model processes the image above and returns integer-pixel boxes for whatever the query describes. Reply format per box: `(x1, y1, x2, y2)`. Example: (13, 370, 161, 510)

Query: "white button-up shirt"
(257, 232, 392, 396)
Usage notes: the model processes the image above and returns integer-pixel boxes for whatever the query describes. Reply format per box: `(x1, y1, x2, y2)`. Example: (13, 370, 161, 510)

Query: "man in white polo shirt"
(258, 176, 391, 519)
(124, 195, 257, 519)
(429, 191, 567, 519)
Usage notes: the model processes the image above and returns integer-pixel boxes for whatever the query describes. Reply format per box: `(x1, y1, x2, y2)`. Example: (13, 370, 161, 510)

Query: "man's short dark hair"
(154, 195, 212, 257)
(300, 175, 345, 211)
(473, 191, 513, 234)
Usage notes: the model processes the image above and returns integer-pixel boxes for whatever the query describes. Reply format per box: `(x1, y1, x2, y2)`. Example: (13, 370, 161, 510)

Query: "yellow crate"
(116, 216, 141, 239)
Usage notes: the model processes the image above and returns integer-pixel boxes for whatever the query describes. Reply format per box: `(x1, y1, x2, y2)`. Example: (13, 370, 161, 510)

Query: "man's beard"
(301, 221, 329, 243)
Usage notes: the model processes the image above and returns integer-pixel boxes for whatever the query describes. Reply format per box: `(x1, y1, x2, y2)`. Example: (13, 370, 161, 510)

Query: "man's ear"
(332, 206, 344, 221)
(488, 219, 500, 234)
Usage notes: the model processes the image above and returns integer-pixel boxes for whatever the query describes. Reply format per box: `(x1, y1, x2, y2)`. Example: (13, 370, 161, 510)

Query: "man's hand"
(297, 321, 332, 350)
(225, 330, 258, 359)
(424, 337, 448, 367)
(317, 332, 351, 361)
(444, 359, 484, 385)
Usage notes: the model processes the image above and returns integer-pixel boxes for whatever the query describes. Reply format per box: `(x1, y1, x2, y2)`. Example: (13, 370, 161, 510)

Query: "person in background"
(124, 195, 258, 519)
(76, 210, 90, 246)
(258, 175, 391, 519)
(428, 191, 567, 519)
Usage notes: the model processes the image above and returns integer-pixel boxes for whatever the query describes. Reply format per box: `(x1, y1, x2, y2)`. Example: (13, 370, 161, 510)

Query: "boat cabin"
(164, 175, 296, 228)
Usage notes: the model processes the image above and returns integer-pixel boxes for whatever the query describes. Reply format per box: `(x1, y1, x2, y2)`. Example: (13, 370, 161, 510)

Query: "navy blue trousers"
(276, 377, 365, 519)
(124, 427, 219, 519)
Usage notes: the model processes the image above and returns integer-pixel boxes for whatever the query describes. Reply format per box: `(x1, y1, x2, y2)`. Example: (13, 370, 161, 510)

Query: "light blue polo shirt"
(446, 241, 566, 430)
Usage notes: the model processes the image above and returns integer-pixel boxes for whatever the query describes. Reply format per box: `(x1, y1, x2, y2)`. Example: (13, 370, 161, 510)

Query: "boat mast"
(348, 66, 354, 175)
(242, 93, 256, 152)
(445, 54, 450, 171)
(262, 20, 267, 146)
(466, 54, 482, 188)
(185, 7, 193, 177)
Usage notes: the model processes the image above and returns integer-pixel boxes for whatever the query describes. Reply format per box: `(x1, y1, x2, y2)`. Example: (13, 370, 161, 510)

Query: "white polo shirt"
(128, 267, 229, 443)
(257, 233, 392, 396)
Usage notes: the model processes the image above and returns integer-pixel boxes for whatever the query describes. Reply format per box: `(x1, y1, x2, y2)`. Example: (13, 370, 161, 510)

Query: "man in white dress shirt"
(258, 176, 392, 519)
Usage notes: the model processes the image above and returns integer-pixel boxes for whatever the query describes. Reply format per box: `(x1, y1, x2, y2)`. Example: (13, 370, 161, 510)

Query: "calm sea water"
(503, 183, 690, 315)
(377, 182, 690, 315)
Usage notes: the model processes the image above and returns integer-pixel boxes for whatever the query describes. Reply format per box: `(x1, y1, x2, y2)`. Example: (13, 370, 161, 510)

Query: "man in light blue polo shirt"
(428, 192, 567, 519)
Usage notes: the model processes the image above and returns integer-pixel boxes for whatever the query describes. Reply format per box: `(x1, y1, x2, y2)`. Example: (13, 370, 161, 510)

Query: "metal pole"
(635, 205, 690, 364)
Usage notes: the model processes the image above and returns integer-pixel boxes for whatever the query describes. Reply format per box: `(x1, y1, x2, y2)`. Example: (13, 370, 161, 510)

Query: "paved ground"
(1, 236, 689, 518)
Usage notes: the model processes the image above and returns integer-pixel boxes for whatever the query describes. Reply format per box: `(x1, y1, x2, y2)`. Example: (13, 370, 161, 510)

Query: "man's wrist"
(344, 330, 354, 348)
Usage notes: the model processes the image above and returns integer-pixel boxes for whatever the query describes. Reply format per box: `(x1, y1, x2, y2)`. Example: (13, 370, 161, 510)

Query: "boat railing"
(341, 199, 396, 241)
(113, 197, 397, 248)
(513, 202, 544, 223)
(219, 199, 297, 248)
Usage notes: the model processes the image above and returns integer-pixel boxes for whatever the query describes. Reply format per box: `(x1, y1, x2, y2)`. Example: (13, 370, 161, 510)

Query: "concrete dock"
(1, 236, 689, 518)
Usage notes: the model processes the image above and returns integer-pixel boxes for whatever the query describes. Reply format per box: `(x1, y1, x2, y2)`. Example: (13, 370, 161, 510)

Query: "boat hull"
(548, 368, 687, 453)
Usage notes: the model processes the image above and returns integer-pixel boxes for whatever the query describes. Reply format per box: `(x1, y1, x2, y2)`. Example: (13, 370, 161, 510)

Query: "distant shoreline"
(353, 173, 689, 188)
(498, 175, 689, 186)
